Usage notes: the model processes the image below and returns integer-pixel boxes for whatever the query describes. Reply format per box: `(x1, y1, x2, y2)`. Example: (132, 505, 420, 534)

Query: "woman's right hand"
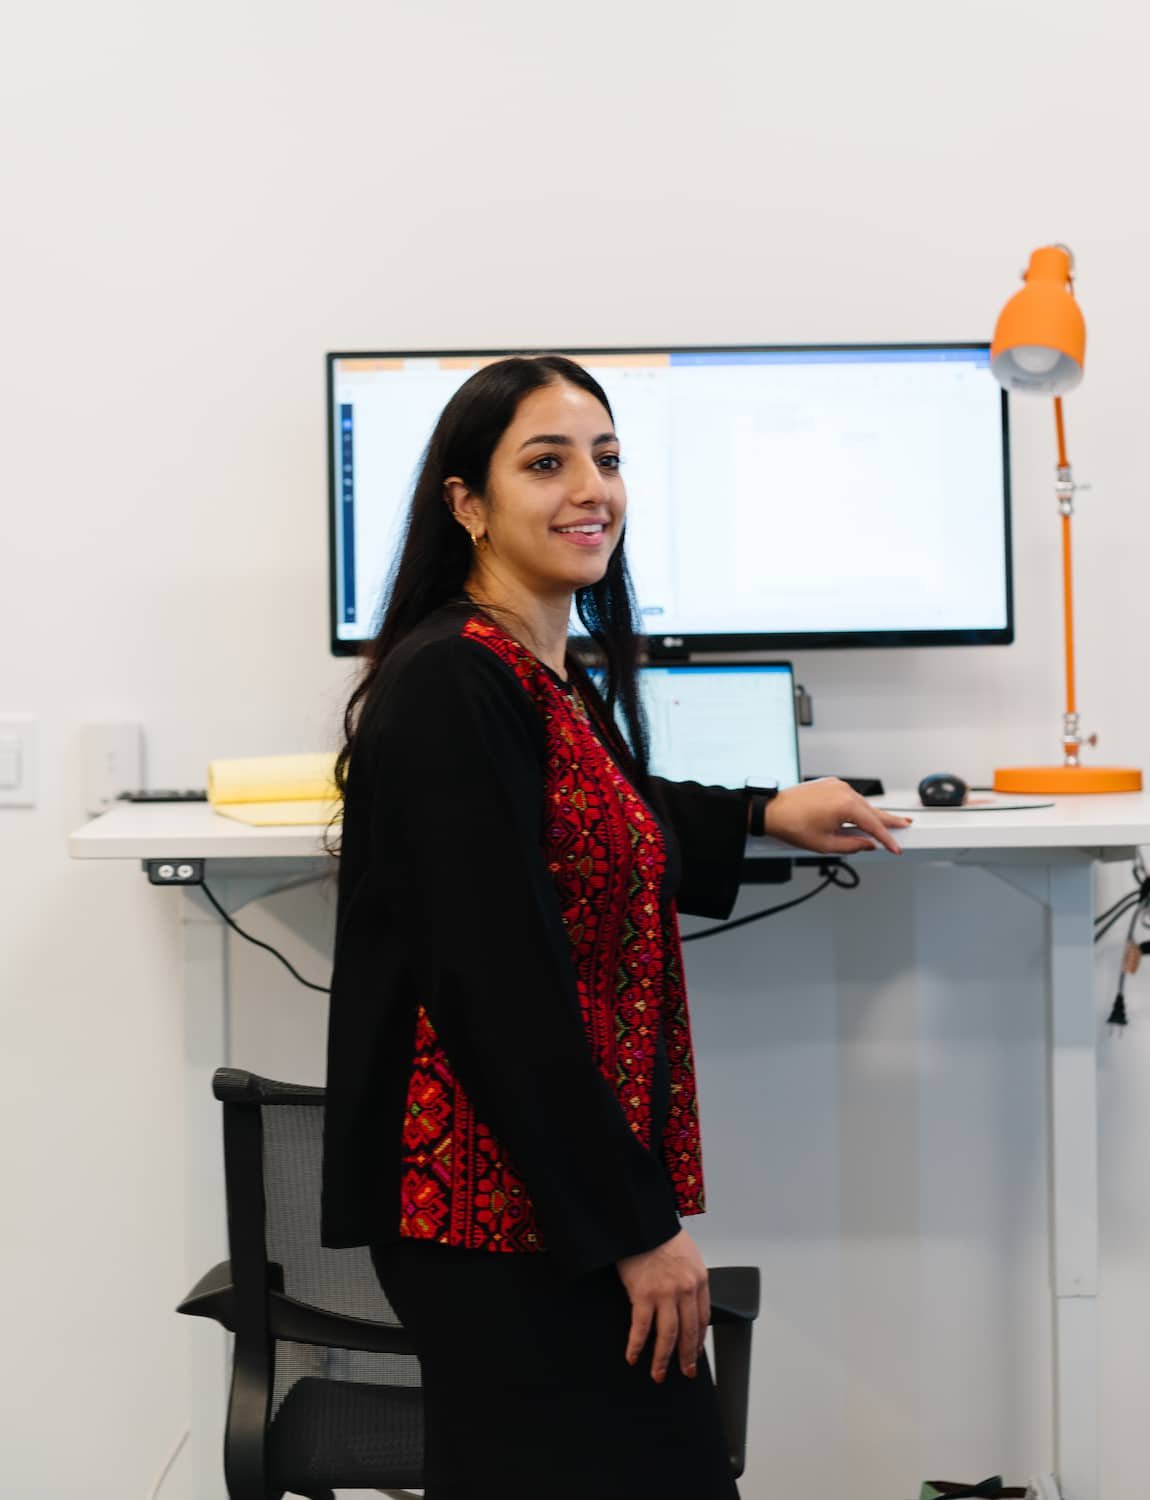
(762, 777, 911, 855)
(616, 1228, 710, 1382)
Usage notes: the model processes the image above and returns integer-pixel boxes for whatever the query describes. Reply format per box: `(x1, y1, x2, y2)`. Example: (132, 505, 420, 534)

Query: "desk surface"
(68, 791, 1150, 861)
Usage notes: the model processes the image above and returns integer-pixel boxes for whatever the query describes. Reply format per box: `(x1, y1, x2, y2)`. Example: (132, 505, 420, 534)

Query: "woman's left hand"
(761, 778, 912, 855)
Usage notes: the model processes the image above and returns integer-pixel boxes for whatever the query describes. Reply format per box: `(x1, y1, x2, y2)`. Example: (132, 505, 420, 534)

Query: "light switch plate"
(0, 717, 37, 807)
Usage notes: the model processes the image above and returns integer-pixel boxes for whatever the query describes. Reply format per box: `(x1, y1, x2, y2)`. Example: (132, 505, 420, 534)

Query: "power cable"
(200, 879, 332, 994)
(681, 860, 859, 943)
(202, 837, 1150, 998)
(146, 1429, 189, 1500)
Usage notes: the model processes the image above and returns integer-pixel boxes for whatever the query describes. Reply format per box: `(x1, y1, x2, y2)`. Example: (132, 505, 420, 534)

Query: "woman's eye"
(528, 452, 622, 473)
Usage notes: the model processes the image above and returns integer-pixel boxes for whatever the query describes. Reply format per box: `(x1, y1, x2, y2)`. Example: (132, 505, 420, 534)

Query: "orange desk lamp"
(989, 244, 1142, 794)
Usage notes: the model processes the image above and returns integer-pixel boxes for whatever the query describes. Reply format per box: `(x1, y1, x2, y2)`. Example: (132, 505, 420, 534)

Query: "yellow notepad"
(207, 752, 342, 826)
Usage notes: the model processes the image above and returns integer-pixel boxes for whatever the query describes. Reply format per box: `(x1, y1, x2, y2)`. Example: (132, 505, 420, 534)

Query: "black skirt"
(371, 1239, 741, 1500)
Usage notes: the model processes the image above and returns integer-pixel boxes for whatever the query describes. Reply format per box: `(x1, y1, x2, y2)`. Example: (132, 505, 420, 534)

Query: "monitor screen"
(328, 346, 1011, 656)
(605, 663, 801, 791)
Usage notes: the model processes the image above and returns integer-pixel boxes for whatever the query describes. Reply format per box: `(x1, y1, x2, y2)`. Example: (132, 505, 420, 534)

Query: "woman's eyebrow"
(517, 432, 618, 451)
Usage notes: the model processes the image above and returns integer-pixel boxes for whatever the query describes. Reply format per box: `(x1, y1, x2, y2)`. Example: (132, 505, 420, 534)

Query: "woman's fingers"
(650, 1297, 679, 1383)
(878, 809, 914, 829)
(840, 795, 908, 854)
(823, 833, 878, 854)
(627, 1297, 695, 1382)
(697, 1278, 711, 1360)
(678, 1294, 700, 1377)
(635, 1296, 710, 1381)
(626, 1301, 653, 1366)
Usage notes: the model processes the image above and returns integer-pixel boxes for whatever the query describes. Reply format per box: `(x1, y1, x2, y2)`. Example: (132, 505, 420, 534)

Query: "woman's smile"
(552, 520, 610, 548)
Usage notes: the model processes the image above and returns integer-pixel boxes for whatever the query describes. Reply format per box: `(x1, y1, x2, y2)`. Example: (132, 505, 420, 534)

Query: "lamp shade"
(990, 245, 1085, 395)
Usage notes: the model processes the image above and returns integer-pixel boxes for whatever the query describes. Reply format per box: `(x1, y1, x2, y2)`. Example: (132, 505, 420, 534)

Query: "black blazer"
(321, 606, 749, 1277)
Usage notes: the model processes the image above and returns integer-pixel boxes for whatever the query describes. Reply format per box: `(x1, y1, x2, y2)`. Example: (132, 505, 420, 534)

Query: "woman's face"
(448, 379, 627, 597)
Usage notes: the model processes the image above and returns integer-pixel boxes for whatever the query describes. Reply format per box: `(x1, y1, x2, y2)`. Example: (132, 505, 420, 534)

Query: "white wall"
(4, 1, 1150, 1495)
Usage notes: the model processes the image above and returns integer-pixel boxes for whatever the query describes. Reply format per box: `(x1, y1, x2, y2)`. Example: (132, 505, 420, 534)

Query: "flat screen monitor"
(328, 345, 1012, 657)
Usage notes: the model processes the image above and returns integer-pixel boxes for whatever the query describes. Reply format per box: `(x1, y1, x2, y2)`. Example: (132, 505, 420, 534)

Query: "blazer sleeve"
(649, 776, 750, 921)
(368, 637, 682, 1278)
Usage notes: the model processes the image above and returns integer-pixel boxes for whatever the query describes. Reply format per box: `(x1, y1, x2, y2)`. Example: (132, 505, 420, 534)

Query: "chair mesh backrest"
(259, 1103, 422, 1420)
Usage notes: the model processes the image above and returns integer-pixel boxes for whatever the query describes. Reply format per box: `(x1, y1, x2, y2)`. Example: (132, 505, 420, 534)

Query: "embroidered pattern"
(398, 615, 705, 1251)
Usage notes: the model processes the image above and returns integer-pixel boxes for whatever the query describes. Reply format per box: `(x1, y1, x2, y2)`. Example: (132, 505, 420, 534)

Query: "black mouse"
(918, 772, 969, 807)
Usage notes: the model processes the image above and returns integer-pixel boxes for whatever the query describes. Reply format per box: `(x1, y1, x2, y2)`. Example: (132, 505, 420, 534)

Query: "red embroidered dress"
(397, 616, 704, 1253)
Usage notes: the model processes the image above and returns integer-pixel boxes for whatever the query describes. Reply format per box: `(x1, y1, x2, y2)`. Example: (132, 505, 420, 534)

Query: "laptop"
(592, 662, 802, 791)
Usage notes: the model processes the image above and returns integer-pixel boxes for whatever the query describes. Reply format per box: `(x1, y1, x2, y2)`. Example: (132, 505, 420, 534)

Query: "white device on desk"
(634, 662, 802, 789)
(589, 661, 801, 790)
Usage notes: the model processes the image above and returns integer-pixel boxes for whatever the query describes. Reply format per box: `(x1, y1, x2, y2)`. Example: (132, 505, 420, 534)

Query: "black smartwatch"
(745, 784, 780, 838)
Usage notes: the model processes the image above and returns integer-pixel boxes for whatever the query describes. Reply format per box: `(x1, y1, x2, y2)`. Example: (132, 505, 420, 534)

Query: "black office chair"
(179, 1068, 762, 1499)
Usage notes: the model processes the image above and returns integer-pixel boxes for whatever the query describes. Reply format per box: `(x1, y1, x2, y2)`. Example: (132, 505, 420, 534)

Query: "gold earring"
(471, 531, 487, 550)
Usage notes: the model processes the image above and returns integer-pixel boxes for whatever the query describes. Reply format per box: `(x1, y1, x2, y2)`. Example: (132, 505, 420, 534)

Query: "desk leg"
(181, 886, 230, 1500)
(1048, 863, 1099, 1500)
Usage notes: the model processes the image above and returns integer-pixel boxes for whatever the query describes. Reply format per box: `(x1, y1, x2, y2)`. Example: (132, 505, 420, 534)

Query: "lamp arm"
(1052, 398, 1095, 764)
(1054, 394, 1070, 472)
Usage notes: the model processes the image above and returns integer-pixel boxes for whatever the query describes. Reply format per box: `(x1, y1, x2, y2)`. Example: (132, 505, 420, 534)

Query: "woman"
(322, 354, 909, 1498)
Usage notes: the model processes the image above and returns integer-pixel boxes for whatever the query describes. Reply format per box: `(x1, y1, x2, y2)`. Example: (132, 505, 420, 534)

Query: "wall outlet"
(81, 722, 144, 815)
(0, 716, 37, 808)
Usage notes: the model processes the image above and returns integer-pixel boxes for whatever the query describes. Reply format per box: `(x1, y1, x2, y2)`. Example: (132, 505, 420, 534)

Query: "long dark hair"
(328, 354, 650, 853)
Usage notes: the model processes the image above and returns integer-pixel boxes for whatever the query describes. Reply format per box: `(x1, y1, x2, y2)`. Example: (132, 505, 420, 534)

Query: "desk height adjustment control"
(146, 858, 204, 886)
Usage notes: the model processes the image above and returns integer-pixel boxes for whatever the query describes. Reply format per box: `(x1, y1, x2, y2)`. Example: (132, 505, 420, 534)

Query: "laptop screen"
(594, 663, 801, 790)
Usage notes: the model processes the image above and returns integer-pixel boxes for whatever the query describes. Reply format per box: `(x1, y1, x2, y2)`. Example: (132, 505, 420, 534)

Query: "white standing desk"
(69, 792, 1150, 1500)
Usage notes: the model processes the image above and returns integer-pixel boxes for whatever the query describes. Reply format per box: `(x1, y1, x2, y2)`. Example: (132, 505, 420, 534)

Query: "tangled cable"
(1094, 851, 1150, 1025)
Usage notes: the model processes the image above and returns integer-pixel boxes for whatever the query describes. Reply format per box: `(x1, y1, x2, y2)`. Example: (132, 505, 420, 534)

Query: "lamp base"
(994, 764, 1143, 794)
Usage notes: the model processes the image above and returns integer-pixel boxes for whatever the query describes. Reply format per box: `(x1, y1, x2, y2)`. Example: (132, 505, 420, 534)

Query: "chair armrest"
(177, 1262, 417, 1358)
(176, 1255, 417, 1360)
(708, 1265, 761, 1325)
(268, 1291, 418, 1357)
(706, 1266, 761, 1480)
(177, 1260, 236, 1330)
(212, 1068, 325, 1105)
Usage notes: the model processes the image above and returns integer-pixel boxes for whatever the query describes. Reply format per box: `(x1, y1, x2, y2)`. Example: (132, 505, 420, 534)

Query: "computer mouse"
(918, 772, 969, 807)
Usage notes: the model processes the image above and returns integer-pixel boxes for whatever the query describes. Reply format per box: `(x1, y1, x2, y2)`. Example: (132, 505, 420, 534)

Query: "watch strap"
(747, 786, 780, 838)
